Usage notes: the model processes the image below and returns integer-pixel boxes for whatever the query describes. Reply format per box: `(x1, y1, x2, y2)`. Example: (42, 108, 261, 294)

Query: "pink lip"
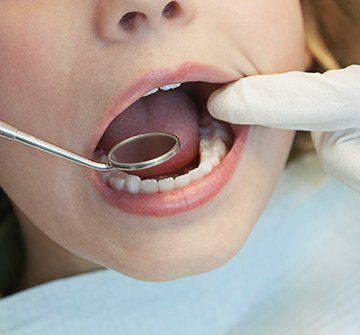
(87, 61, 250, 217)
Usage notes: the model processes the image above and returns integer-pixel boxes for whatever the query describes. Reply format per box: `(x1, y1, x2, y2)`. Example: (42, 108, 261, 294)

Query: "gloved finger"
(311, 129, 360, 192)
(207, 65, 360, 132)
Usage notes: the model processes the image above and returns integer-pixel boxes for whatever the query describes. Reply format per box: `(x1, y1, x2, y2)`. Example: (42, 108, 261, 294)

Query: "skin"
(0, 0, 312, 290)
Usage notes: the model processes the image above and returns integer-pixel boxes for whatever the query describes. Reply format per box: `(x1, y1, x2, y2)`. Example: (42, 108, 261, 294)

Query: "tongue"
(97, 89, 200, 178)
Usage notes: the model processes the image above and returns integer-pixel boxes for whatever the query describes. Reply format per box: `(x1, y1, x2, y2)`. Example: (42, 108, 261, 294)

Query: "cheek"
(0, 12, 60, 112)
(0, 8, 87, 231)
(0, 4, 83, 140)
(226, 0, 306, 72)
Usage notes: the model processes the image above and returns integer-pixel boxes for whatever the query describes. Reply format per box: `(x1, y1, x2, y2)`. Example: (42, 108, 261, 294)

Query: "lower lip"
(88, 125, 250, 217)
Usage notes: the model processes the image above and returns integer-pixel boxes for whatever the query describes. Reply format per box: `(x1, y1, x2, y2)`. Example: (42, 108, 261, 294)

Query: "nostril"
(119, 11, 145, 31)
(163, 1, 181, 19)
(120, 11, 137, 23)
(119, 2, 181, 32)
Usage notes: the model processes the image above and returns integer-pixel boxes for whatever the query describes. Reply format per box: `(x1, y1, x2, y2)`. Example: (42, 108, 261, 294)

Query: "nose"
(96, 0, 195, 42)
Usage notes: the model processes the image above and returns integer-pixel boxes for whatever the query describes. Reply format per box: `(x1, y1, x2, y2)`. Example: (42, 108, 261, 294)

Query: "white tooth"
(200, 150, 211, 162)
(100, 172, 111, 184)
(188, 167, 205, 181)
(199, 161, 213, 174)
(213, 138, 228, 159)
(200, 149, 220, 164)
(199, 138, 212, 151)
(175, 174, 191, 189)
(158, 177, 175, 192)
(143, 87, 159, 97)
(210, 155, 220, 167)
(160, 83, 181, 91)
(109, 173, 127, 191)
(125, 175, 141, 193)
(141, 179, 159, 194)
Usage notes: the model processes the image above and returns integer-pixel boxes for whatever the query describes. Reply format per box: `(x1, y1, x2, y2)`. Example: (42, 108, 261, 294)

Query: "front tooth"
(143, 87, 159, 97)
(175, 174, 191, 189)
(141, 179, 158, 194)
(126, 175, 141, 193)
(160, 83, 181, 91)
(158, 177, 175, 192)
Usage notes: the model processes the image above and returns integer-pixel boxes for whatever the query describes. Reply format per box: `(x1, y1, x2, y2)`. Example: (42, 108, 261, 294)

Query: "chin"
(103, 229, 247, 282)
(78, 127, 294, 283)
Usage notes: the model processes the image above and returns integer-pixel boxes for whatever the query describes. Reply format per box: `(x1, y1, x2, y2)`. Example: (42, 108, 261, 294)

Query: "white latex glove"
(207, 65, 360, 192)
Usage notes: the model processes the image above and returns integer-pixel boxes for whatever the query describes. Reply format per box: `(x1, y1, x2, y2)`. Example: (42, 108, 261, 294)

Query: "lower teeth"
(95, 115, 232, 194)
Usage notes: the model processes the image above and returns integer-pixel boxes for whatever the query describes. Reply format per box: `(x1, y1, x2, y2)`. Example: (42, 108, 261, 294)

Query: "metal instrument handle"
(0, 121, 115, 171)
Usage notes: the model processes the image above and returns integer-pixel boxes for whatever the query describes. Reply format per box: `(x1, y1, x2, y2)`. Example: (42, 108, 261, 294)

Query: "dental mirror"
(107, 132, 180, 171)
(0, 121, 180, 172)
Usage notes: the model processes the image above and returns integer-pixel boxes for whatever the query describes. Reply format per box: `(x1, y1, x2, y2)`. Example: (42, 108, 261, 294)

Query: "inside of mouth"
(94, 82, 235, 180)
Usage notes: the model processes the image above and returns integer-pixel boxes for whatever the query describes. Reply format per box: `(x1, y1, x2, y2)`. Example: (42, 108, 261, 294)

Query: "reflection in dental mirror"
(108, 132, 180, 171)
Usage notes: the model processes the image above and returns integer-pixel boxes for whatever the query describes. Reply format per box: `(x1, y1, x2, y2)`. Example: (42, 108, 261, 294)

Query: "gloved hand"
(207, 65, 360, 192)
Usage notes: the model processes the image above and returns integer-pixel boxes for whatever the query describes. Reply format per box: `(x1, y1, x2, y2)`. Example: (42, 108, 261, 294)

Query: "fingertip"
(206, 88, 226, 119)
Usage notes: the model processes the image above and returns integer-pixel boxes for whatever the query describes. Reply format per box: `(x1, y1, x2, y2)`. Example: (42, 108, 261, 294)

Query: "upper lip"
(87, 61, 241, 155)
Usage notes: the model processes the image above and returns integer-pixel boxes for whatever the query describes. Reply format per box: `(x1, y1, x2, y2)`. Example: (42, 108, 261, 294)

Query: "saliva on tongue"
(96, 89, 200, 179)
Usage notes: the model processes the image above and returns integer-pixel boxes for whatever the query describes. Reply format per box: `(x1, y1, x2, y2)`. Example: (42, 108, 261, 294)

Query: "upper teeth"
(143, 83, 182, 97)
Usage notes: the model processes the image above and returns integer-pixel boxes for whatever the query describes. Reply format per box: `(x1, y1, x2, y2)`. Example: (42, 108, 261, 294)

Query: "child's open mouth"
(89, 63, 250, 217)
(95, 82, 234, 189)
